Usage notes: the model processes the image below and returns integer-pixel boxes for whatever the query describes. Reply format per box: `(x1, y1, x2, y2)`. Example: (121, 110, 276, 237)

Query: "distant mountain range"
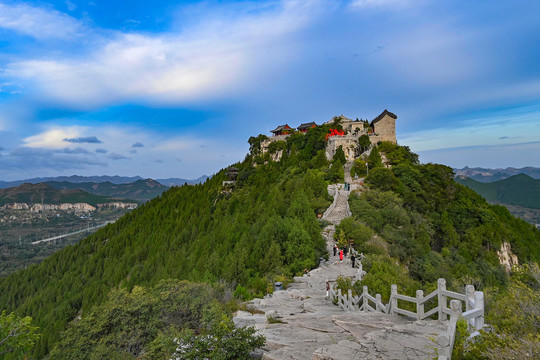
(46, 179, 168, 202)
(0, 175, 209, 189)
(456, 174, 540, 209)
(155, 176, 209, 187)
(453, 166, 540, 183)
(452, 167, 540, 225)
(0, 183, 119, 207)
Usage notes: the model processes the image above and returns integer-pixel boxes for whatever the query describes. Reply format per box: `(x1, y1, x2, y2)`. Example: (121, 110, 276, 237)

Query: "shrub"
(365, 168, 399, 192)
(351, 158, 368, 178)
(233, 285, 252, 301)
(358, 135, 371, 153)
(367, 146, 382, 169)
(171, 316, 265, 360)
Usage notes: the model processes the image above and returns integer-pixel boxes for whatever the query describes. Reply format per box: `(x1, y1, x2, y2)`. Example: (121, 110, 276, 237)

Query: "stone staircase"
(233, 165, 446, 359)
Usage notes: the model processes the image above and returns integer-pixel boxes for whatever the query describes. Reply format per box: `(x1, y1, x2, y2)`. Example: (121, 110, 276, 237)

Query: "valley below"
(0, 202, 136, 276)
(495, 203, 540, 228)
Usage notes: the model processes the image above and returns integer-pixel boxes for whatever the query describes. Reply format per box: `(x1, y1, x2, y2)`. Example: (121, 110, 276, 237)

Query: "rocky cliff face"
(98, 202, 138, 209)
(497, 242, 519, 272)
(2, 203, 30, 210)
(30, 203, 97, 212)
(2, 202, 137, 212)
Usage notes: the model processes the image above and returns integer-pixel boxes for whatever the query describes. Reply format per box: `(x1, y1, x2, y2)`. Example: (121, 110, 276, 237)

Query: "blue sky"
(0, 0, 539, 180)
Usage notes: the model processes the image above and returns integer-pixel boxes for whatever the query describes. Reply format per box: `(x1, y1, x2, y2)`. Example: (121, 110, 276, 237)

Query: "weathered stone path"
(234, 165, 446, 359)
(322, 185, 351, 225)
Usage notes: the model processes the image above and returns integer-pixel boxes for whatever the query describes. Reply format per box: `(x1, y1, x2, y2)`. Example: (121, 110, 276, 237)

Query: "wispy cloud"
(3, 146, 105, 173)
(154, 138, 200, 152)
(132, 142, 144, 148)
(418, 141, 540, 169)
(108, 152, 128, 160)
(65, 1, 77, 12)
(0, 2, 83, 39)
(1, 121, 249, 180)
(1, 0, 539, 179)
(401, 104, 540, 152)
(64, 136, 103, 144)
(350, 0, 418, 10)
(24, 126, 87, 148)
(61, 147, 89, 154)
(3, 0, 324, 108)
(11, 146, 90, 156)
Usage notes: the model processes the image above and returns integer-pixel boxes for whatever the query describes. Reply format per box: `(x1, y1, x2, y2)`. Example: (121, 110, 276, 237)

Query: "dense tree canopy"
(0, 125, 334, 357)
(357, 146, 538, 290)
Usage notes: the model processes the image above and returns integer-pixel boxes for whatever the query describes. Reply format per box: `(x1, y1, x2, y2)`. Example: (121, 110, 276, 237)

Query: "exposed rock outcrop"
(497, 242, 519, 272)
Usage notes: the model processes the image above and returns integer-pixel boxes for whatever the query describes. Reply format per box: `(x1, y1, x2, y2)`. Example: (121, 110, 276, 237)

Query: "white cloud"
(23, 126, 88, 148)
(0, 2, 83, 39)
(65, 1, 77, 11)
(4, 0, 324, 108)
(350, 0, 418, 10)
(154, 138, 201, 152)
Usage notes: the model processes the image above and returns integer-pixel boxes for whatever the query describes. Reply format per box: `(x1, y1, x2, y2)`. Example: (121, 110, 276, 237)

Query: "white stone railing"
(328, 278, 484, 360)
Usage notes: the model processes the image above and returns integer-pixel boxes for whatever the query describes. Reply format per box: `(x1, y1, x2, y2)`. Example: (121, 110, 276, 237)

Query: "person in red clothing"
(339, 249, 343, 262)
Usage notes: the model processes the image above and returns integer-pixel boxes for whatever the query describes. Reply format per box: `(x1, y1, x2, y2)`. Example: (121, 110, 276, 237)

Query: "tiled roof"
(297, 122, 317, 130)
(270, 124, 291, 133)
(371, 109, 397, 124)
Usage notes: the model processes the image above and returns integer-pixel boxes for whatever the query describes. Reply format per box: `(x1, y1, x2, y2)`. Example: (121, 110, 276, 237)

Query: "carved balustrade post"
(363, 286, 368, 313)
(438, 278, 447, 321)
(416, 290, 424, 320)
(473, 291, 484, 331)
(390, 284, 397, 315)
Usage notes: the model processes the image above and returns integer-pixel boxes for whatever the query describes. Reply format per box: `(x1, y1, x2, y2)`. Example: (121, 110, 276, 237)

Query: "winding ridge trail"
(234, 165, 445, 359)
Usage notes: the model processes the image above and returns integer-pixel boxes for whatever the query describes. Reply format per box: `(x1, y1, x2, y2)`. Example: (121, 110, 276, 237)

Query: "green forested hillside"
(349, 163, 538, 289)
(0, 126, 538, 359)
(46, 179, 168, 202)
(0, 183, 118, 207)
(339, 142, 539, 358)
(334, 143, 539, 297)
(0, 125, 336, 358)
(456, 174, 540, 209)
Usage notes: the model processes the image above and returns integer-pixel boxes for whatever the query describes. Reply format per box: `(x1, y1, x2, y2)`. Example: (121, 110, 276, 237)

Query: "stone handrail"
(328, 278, 484, 360)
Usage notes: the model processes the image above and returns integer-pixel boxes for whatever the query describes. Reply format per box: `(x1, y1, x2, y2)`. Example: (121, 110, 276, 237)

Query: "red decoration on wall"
(325, 128, 345, 140)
